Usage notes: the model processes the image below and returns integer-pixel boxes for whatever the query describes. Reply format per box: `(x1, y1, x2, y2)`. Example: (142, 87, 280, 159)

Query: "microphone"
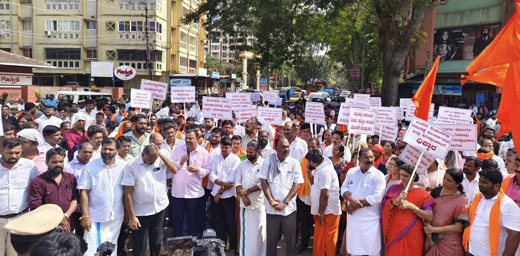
(186, 145, 190, 166)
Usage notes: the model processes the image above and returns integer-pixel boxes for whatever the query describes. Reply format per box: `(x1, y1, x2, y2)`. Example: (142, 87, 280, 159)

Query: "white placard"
(130, 89, 152, 109)
(375, 125, 399, 142)
(226, 93, 252, 110)
(436, 124, 478, 151)
(369, 97, 382, 107)
(353, 94, 370, 102)
(140, 79, 168, 100)
(257, 106, 283, 126)
(406, 103, 434, 121)
(437, 106, 472, 124)
(337, 102, 370, 126)
(236, 105, 257, 123)
(305, 102, 326, 125)
(348, 109, 377, 135)
(395, 107, 405, 120)
(345, 98, 370, 107)
(404, 117, 454, 160)
(91, 62, 114, 78)
(400, 145, 437, 174)
(275, 98, 283, 106)
(262, 91, 278, 104)
(400, 98, 413, 109)
(251, 92, 261, 102)
(171, 86, 196, 103)
(202, 97, 233, 120)
(371, 107, 397, 126)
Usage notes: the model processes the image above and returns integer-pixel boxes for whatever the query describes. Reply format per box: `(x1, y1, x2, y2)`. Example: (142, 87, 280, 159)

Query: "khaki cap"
(4, 204, 63, 236)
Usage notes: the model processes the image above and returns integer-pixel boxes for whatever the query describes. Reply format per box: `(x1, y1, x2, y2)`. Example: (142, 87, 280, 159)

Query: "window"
(117, 50, 147, 61)
(106, 21, 115, 31)
(74, 4, 79, 10)
(87, 21, 97, 30)
(211, 45, 219, 51)
(22, 49, 32, 58)
(180, 57, 188, 67)
(86, 50, 97, 59)
(45, 48, 81, 60)
(189, 59, 197, 69)
(0, 20, 10, 31)
(0, 3, 9, 10)
(46, 20, 80, 31)
(149, 22, 156, 32)
(137, 21, 143, 31)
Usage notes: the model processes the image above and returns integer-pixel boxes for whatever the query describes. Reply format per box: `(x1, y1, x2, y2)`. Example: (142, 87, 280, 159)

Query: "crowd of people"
(0, 92, 519, 256)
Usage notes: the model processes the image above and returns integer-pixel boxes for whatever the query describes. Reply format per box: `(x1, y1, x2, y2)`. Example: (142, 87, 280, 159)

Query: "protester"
(241, 119, 258, 152)
(62, 113, 89, 152)
(329, 143, 347, 178)
(116, 136, 134, 163)
(161, 123, 185, 156)
(258, 130, 275, 158)
(462, 156, 482, 204)
(35, 106, 62, 133)
(385, 156, 406, 192)
(124, 115, 150, 157)
(501, 155, 520, 206)
(17, 129, 47, 174)
(371, 144, 388, 174)
(1, 105, 16, 128)
(321, 129, 334, 157)
(382, 141, 396, 164)
(72, 125, 103, 161)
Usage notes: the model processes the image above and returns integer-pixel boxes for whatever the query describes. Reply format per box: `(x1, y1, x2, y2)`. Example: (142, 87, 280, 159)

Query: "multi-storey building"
(0, 0, 205, 89)
(204, 34, 254, 66)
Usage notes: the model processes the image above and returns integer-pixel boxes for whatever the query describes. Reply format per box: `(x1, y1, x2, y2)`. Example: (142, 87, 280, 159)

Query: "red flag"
(412, 56, 440, 121)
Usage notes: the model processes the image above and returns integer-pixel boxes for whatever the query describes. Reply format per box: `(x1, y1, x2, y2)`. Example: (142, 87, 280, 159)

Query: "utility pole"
(361, 39, 366, 91)
(424, 48, 430, 78)
(144, 6, 153, 80)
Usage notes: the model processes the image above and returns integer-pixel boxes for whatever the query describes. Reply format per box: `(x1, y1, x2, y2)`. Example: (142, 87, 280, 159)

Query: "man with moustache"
(259, 137, 304, 256)
(478, 127, 500, 155)
(35, 105, 63, 133)
(72, 125, 103, 161)
(0, 138, 39, 256)
(462, 156, 482, 204)
(124, 115, 150, 157)
(258, 130, 275, 158)
(241, 119, 258, 152)
(28, 148, 78, 233)
(204, 118, 215, 141)
(221, 120, 234, 139)
(63, 113, 89, 152)
(480, 139, 506, 174)
(77, 138, 127, 255)
(505, 151, 517, 175)
(161, 123, 185, 156)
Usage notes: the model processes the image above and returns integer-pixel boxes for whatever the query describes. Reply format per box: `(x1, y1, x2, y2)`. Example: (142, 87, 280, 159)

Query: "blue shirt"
(43, 99, 58, 107)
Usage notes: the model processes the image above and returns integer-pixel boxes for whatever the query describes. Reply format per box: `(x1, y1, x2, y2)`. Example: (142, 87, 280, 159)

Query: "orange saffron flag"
(412, 56, 440, 121)
(494, 63, 520, 152)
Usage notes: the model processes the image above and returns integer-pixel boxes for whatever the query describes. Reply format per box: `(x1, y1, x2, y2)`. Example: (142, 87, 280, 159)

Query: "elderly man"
(0, 138, 39, 256)
(123, 114, 150, 157)
(235, 140, 266, 256)
(341, 148, 386, 256)
(77, 138, 127, 256)
(259, 137, 304, 256)
(63, 113, 89, 152)
(35, 105, 63, 133)
(122, 145, 177, 256)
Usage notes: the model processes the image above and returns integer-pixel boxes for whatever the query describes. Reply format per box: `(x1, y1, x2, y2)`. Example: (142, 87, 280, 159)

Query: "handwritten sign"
(235, 105, 257, 123)
(436, 124, 478, 151)
(437, 106, 472, 124)
(400, 98, 413, 109)
(130, 89, 152, 109)
(404, 117, 454, 160)
(257, 106, 283, 126)
(226, 93, 252, 110)
(337, 102, 371, 126)
(393, 107, 405, 120)
(349, 109, 377, 135)
(345, 98, 370, 107)
(371, 107, 397, 126)
(305, 102, 326, 125)
(262, 91, 277, 104)
(369, 97, 382, 107)
(140, 79, 168, 100)
(406, 103, 434, 121)
(353, 94, 370, 102)
(251, 92, 261, 102)
(400, 145, 437, 175)
(275, 98, 283, 106)
(375, 125, 399, 142)
(171, 86, 195, 103)
(202, 97, 233, 120)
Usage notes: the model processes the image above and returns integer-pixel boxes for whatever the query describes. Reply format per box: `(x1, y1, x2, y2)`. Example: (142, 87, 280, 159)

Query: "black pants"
(296, 197, 313, 248)
(266, 211, 298, 256)
(170, 197, 199, 237)
(131, 210, 166, 256)
(197, 188, 211, 237)
(212, 196, 237, 251)
(71, 212, 84, 238)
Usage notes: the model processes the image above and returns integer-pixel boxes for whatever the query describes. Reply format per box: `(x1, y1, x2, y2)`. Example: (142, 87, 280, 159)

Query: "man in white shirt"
(465, 168, 520, 256)
(122, 145, 177, 256)
(185, 103, 198, 118)
(481, 139, 506, 174)
(285, 121, 308, 162)
(259, 137, 304, 256)
(77, 138, 127, 256)
(341, 148, 386, 256)
(320, 129, 334, 158)
(78, 99, 98, 120)
(73, 125, 103, 161)
(116, 136, 134, 163)
(306, 150, 341, 256)
(233, 118, 245, 137)
(0, 138, 39, 256)
(258, 130, 275, 158)
(35, 105, 63, 133)
(161, 123, 185, 156)
(235, 140, 266, 256)
(209, 137, 241, 256)
(498, 136, 514, 160)
(462, 156, 482, 204)
(485, 114, 498, 129)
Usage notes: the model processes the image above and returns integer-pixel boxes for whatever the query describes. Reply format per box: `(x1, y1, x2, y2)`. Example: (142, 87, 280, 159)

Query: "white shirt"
(469, 193, 520, 256)
(289, 137, 308, 162)
(156, 107, 170, 119)
(116, 154, 134, 163)
(323, 144, 333, 158)
(196, 110, 204, 124)
(258, 155, 304, 216)
(79, 108, 98, 121)
(341, 166, 386, 255)
(64, 157, 88, 181)
(485, 118, 497, 129)
(235, 157, 265, 210)
(185, 106, 199, 118)
(209, 154, 241, 199)
(207, 144, 221, 164)
(77, 158, 127, 222)
(260, 146, 276, 159)
(121, 155, 169, 216)
(462, 172, 480, 204)
(0, 158, 39, 215)
(17, 104, 25, 112)
(233, 124, 245, 137)
(310, 162, 341, 216)
(491, 155, 507, 175)
(161, 139, 185, 156)
(34, 115, 63, 132)
(499, 140, 514, 160)
(261, 124, 276, 142)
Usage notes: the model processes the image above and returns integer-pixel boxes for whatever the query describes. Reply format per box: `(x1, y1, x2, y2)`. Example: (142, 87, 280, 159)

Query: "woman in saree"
(423, 168, 469, 256)
(382, 164, 435, 256)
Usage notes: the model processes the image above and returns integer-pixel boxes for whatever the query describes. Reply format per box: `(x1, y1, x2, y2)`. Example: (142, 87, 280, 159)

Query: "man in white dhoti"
(235, 140, 266, 256)
(341, 148, 386, 256)
(77, 138, 127, 256)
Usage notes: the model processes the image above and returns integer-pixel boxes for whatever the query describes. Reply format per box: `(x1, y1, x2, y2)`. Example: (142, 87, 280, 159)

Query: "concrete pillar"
(242, 58, 248, 89)
(256, 70, 261, 90)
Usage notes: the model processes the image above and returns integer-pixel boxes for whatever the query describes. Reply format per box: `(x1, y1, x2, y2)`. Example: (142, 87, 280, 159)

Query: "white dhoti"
(83, 217, 124, 256)
(239, 206, 266, 256)
(346, 210, 381, 256)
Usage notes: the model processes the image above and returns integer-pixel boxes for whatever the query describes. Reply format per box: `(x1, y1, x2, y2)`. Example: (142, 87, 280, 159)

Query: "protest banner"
(275, 98, 283, 106)
(170, 86, 195, 103)
(257, 107, 283, 126)
(251, 92, 261, 102)
(236, 105, 257, 123)
(404, 117, 454, 160)
(202, 97, 233, 120)
(375, 125, 399, 142)
(369, 97, 382, 107)
(400, 98, 413, 109)
(400, 145, 437, 175)
(140, 79, 168, 100)
(371, 107, 398, 126)
(305, 102, 326, 125)
(436, 124, 478, 151)
(345, 98, 370, 107)
(226, 92, 252, 110)
(348, 109, 377, 135)
(353, 93, 370, 102)
(437, 106, 472, 124)
(406, 103, 434, 121)
(394, 107, 405, 120)
(130, 89, 152, 109)
(337, 102, 370, 126)
(262, 91, 277, 104)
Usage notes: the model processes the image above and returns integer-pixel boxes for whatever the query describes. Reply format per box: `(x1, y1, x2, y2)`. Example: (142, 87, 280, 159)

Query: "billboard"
(412, 85, 462, 96)
(91, 62, 114, 78)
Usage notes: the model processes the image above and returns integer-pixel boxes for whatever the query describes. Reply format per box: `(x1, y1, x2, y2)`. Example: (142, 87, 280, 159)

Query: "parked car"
(289, 91, 305, 102)
(57, 91, 114, 104)
(308, 92, 331, 104)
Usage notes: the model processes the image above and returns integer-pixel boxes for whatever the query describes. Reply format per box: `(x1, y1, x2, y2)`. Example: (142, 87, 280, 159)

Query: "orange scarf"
(476, 151, 494, 160)
(501, 174, 515, 192)
(372, 144, 384, 168)
(117, 111, 127, 118)
(176, 131, 183, 140)
(115, 120, 133, 139)
(105, 114, 116, 123)
(297, 158, 311, 196)
(463, 191, 504, 256)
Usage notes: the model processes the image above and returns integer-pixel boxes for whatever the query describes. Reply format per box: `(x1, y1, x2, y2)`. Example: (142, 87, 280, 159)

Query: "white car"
(57, 91, 114, 104)
(308, 92, 331, 104)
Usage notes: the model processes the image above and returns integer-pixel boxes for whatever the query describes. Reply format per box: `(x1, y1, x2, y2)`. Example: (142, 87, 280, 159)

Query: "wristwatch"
(247, 189, 252, 195)
(64, 213, 69, 219)
(283, 199, 289, 205)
